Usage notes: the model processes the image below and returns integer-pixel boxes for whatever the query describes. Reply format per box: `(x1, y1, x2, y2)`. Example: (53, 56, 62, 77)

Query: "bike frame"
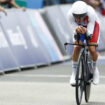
(64, 41, 98, 105)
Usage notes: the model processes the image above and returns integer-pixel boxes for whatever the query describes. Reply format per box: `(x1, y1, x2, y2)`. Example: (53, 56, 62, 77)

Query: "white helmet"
(71, 1, 88, 18)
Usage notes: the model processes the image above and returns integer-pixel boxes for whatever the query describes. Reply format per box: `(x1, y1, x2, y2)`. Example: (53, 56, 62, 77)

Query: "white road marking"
(5, 74, 105, 79)
(98, 56, 105, 60)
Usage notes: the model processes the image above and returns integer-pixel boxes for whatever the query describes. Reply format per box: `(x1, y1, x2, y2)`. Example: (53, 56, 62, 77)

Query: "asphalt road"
(0, 54, 105, 105)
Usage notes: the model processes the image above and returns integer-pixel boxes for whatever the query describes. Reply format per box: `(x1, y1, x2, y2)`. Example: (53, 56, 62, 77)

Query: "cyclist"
(0, 6, 7, 15)
(67, 1, 100, 85)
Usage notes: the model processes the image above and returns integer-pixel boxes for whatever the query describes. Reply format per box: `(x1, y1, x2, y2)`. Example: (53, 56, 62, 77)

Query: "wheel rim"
(76, 76, 84, 104)
(76, 60, 84, 105)
(85, 83, 91, 102)
(84, 59, 92, 103)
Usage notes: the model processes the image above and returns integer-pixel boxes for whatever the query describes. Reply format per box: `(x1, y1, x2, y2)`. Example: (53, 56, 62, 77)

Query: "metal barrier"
(0, 9, 65, 72)
(41, 5, 73, 56)
(0, 4, 104, 73)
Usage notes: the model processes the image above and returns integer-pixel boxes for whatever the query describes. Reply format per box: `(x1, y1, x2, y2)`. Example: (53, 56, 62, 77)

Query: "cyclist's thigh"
(73, 40, 82, 51)
(88, 42, 98, 52)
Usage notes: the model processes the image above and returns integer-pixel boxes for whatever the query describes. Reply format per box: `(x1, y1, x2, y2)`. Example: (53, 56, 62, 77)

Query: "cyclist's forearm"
(10, 1, 20, 8)
(0, 6, 7, 15)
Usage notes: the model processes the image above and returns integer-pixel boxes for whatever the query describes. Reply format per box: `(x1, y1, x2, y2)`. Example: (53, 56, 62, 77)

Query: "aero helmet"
(71, 1, 88, 18)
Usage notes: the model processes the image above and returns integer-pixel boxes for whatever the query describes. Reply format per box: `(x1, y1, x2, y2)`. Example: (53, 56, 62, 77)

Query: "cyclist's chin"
(77, 21, 82, 24)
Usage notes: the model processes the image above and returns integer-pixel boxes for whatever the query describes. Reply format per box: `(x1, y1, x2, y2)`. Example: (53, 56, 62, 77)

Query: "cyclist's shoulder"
(87, 5, 97, 17)
(86, 5, 99, 23)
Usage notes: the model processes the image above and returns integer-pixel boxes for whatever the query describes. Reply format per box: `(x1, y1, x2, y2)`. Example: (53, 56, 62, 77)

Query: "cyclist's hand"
(76, 26, 82, 34)
(0, 6, 7, 16)
(76, 26, 87, 34)
(21, 7, 26, 11)
(3, 10, 7, 16)
(80, 26, 87, 34)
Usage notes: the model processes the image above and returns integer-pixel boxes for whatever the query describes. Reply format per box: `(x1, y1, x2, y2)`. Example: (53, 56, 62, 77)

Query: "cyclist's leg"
(72, 34, 85, 62)
(70, 40, 82, 85)
(88, 43, 98, 65)
(89, 21, 100, 67)
(72, 41, 82, 61)
(88, 44, 99, 85)
(88, 21, 100, 85)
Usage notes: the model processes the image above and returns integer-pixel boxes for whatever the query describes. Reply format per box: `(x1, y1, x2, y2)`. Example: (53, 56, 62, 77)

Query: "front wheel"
(84, 60, 92, 103)
(76, 58, 84, 105)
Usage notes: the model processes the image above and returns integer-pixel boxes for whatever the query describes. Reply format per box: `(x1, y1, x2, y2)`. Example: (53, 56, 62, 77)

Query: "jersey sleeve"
(67, 10, 77, 35)
(87, 6, 97, 36)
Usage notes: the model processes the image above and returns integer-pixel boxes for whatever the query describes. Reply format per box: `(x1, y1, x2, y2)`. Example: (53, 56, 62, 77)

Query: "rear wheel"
(85, 82, 91, 102)
(84, 59, 92, 103)
(76, 58, 84, 105)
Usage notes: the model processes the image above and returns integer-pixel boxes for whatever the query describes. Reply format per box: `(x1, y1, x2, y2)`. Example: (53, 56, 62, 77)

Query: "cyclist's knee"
(72, 46, 81, 61)
(74, 41, 82, 51)
(89, 47, 96, 54)
(74, 46, 81, 52)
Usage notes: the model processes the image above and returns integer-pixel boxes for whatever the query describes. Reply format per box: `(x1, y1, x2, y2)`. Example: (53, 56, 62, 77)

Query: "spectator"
(82, 0, 105, 16)
(0, 6, 7, 15)
(98, 0, 105, 15)
(0, 0, 26, 11)
(82, 0, 100, 9)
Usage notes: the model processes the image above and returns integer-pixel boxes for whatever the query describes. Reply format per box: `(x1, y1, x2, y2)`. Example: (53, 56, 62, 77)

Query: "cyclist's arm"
(67, 11, 77, 35)
(10, 0, 26, 11)
(87, 6, 97, 36)
(0, 6, 7, 15)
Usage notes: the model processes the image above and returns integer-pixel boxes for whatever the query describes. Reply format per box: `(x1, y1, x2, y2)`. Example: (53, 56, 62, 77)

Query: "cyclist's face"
(74, 15, 86, 24)
(75, 17, 83, 24)
(73, 13, 87, 24)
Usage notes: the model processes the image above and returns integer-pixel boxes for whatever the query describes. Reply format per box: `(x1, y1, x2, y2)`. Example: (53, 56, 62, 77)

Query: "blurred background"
(0, 0, 105, 105)
(0, 0, 104, 72)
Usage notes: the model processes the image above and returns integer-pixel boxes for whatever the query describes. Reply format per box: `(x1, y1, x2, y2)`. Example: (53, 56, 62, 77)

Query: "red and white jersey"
(67, 5, 100, 41)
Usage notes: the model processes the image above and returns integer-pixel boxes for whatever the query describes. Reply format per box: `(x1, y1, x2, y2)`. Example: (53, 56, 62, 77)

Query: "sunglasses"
(73, 13, 87, 19)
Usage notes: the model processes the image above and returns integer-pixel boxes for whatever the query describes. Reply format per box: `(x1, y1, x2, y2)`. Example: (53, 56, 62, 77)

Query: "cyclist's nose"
(76, 18, 82, 24)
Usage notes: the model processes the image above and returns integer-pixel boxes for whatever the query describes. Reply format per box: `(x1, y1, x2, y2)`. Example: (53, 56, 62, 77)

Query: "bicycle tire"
(85, 82, 91, 102)
(84, 58, 92, 103)
(76, 57, 84, 105)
